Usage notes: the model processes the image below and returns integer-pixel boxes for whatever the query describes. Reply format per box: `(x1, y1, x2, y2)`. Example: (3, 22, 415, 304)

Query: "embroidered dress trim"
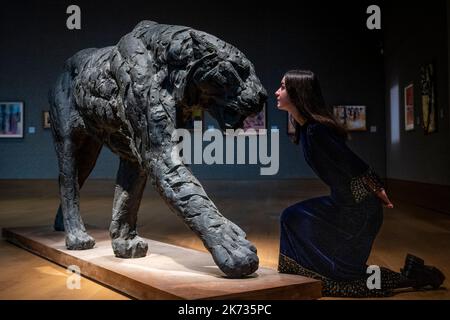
(350, 168, 384, 203)
(278, 253, 398, 297)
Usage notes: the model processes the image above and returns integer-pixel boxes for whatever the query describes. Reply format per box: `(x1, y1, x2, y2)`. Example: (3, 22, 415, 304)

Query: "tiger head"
(174, 31, 267, 131)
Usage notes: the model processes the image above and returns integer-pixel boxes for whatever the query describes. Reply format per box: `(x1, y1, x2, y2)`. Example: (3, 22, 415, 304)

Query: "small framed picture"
(287, 113, 296, 136)
(420, 63, 437, 134)
(176, 106, 204, 131)
(43, 111, 51, 129)
(0, 101, 24, 138)
(240, 103, 267, 135)
(404, 84, 414, 131)
(333, 105, 367, 131)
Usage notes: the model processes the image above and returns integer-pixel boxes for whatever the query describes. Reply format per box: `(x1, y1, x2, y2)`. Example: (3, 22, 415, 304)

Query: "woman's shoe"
(400, 254, 424, 276)
(401, 254, 445, 290)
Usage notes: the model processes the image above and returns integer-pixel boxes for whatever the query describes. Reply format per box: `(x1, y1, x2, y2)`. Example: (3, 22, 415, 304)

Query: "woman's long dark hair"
(284, 70, 347, 144)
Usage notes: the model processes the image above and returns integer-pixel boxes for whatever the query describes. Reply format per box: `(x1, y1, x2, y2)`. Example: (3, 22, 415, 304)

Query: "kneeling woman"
(275, 70, 445, 297)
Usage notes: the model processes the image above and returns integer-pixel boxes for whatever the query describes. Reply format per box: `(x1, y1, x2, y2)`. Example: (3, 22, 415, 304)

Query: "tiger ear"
(190, 31, 217, 59)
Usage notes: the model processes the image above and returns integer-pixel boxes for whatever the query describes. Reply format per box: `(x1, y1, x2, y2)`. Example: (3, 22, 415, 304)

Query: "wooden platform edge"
(2, 227, 181, 300)
(2, 227, 322, 300)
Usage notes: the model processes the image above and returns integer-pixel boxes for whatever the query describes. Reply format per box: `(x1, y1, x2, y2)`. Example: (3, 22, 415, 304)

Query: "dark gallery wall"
(0, 0, 386, 180)
(382, 1, 450, 214)
(384, 1, 450, 187)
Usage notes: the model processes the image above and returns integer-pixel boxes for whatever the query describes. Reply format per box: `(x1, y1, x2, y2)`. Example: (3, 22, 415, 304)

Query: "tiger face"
(183, 31, 267, 131)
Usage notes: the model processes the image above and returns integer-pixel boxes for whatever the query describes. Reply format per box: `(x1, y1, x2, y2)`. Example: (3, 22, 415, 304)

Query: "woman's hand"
(375, 189, 394, 209)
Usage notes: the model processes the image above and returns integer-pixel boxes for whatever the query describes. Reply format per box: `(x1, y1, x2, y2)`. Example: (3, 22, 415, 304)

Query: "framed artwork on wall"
(176, 105, 204, 131)
(240, 103, 267, 135)
(287, 112, 300, 144)
(0, 101, 24, 138)
(333, 105, 367, 131)
(43, 111, 51, 129)
(287, 113, 296, 136)
(420, 63, 437, 134)
(404, 84, 414, 131)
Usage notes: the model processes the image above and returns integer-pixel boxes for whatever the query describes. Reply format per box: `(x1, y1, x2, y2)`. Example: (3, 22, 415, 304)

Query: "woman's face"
(275, 77, 296, 113)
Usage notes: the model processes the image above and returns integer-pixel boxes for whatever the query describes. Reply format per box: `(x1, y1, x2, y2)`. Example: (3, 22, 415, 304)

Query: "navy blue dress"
(279, 121, 384, 281)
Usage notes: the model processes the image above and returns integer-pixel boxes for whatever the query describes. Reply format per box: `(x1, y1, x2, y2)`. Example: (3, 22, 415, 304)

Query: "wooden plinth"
(2, 226, 321, 300)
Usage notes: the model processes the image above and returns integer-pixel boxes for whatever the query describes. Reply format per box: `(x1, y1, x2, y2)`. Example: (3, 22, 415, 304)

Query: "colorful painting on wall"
(0, 102, 23, 138)
(333, 105, 367, 131)
(420, 63, 437, 134)
(240, 103, 266, 135)
(404, 84, 414, 131)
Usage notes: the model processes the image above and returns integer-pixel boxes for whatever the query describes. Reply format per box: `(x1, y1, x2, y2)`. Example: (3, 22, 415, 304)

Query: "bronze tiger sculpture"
(49, 21, 267, 278)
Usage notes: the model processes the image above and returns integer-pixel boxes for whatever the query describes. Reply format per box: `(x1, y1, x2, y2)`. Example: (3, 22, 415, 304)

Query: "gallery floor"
(0, 179, 449, 300)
